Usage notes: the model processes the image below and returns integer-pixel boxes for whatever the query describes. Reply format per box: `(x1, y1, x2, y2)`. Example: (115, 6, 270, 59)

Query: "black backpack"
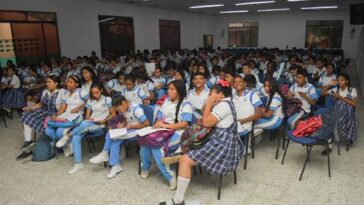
(32, 134, 56, 162)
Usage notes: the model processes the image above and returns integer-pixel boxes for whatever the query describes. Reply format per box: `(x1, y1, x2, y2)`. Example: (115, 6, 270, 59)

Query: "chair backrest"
(141, 105, 154, 125)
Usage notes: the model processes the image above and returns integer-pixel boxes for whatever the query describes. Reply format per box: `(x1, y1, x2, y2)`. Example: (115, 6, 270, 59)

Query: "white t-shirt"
(9, 75, 21, 88)
(85, 95, 112, 121)
(106, 79, 125, 93)
(187, 86, 210, 112)
(121, 86, 147, 105)
(318, 74, 336, 87)
(211, 98, 234, 128)
(329, 87, 358, 99)
(290, 83, 318, 113)
(62, 88, 89, 115)
(124, 102, 148, 125)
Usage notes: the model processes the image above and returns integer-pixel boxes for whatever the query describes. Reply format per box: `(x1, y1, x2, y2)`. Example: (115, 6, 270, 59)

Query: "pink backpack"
(137, 129, 175, 155)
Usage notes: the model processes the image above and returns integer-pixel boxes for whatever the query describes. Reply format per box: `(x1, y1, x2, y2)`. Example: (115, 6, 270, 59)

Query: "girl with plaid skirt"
(20, 75, 61, 150)
(1, 65, 25, 113)
(44, 75, 89, 153)
(160, 80, 244, 205)
(321, 73, 358, 143)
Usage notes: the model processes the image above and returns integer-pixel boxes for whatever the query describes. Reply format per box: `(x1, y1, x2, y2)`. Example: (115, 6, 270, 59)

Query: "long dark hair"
(337, 73, 351, 90)
(81, 66, 98, 83)
(168, 80, 187, 123)
(264, 79, 285, 113)
(89, 82, 104, 101)
(211, 82, 232, 99)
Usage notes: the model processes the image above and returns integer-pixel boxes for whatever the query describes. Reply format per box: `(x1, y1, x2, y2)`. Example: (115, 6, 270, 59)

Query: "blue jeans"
(72, 121, 104, 163)
(45, 120, 76, 140)
(140, 145, 179, 181)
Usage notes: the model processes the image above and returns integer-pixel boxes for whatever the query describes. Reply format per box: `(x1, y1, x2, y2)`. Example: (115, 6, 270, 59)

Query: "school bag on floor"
(32, 134, 56, 162)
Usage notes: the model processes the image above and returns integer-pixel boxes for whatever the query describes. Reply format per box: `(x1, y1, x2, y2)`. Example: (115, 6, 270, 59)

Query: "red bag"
(293, 115, 323, 138)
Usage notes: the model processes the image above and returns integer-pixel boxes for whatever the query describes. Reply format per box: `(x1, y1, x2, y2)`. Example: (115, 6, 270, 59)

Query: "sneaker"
(169, 174, 177, 191)
(89, 151, 109, 164)
(68, 163, 84, 175)
(107, 164, 123, 179)
(56, 134, 71, 148)
(21, 141, 34, 150)
(64, 143, 73, 157)
(16, 151, 32, 160)
(141, 170, 149, 179)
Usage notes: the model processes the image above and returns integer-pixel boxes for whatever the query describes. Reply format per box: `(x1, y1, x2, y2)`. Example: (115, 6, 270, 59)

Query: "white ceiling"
(100, 0, 363, 14)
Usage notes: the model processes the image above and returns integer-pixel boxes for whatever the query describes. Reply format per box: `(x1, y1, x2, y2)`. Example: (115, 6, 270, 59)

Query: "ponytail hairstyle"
(168, 80, 187, 123)
(89, 82, 104, 101)
(265, 79, 285, 112)
(211, 79, 232, 99)
(47, 74, 60, 86)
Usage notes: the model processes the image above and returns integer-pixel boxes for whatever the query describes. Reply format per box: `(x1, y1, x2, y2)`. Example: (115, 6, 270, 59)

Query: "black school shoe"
(16, 151, 32, 160)
(21, 141, 34, 150)
(159, 200, 185, 205)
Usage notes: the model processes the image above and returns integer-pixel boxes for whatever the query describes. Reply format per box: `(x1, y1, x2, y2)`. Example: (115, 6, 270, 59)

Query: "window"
(0, 10, 60, 66)
(228, 22, 258, 47)
(305, 20, 343, 48)
(98, 15, 135, 56)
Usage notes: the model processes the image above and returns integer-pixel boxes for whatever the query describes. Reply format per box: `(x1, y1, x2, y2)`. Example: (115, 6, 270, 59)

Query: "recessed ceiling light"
(219, 10, 249, 14)
(189, 4, 224, 9)
(257, 8, 290, 12)
(236, 1, 275, 6)
(301, 6, 338, 10)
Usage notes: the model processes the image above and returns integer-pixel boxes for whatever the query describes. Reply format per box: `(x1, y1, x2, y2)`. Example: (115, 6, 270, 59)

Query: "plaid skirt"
(188, 127, 244, 175)
(20, 108, 50, 133)
(335, 101, 358, 141)
(2, 88, 25, 108)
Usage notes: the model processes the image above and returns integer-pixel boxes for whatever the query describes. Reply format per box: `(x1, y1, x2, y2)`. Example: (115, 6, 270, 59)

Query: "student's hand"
(298, 92, 306, 98)
(116, 122, 125, 128)
(333, 93, 342, 100)
(97, 119, 106, 125)
(23, 107, 31, 112)
(207, 93, 219, 105)
(143, 99, 150, 106)
(329, 80, 337, 86)
(239, 119, 246, 125)
(51, 116, 58, 121)
(70, 108, 78, 114)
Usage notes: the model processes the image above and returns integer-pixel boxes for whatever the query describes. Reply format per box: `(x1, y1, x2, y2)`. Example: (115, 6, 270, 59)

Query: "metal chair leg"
(138, 156, 141, 175)
(337, 141, 341, 156)
(281, 138, 290, 165)
(251, 132, 255, 159)
(233, 170, 237, 185)
(327, 145, 331, 178)
(306, 146, 310, 162)
(199, 165, 203, 174)
(299, 146, 312, 181)
(86, 138, 93, 154)
(217, 175, 223, 200)
(244, 135, 249, 170)
(193, 166, 197, 176)
(275, 131, 281, 160)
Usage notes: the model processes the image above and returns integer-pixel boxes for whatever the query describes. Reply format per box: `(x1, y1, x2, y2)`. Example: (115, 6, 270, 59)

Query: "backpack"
(310, 111, 339, 141)
(32, 134, 56, 162)
(137, 129, 175, 155)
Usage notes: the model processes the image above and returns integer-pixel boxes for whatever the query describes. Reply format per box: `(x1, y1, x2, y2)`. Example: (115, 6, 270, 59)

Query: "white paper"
(145, 63, 155, 76)
(109, 128, 128, 140)
(57, 112, 80, 121)
(136, 126, 169, 137)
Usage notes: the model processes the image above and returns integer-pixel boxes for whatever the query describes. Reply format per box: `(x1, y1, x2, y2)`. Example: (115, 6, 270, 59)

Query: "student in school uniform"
(81, 66, 98, 93)
(321, 73, 358, 145)
(89, 95, 150, 179)
(206, 65, 221, 89)
(286, 68, 318, 129)
(187, 72, 209, 119)
(254, 79, 284, 130)
(121, 74, 148, 105)
(160, 80, 244, 205)
(65, 62, 80, 80)
(165, 65, 176, 84)
(140, 80, 193, 190)
(174, 69, 190, 91)
(104, 71, 125, 96)
(45, 75, 89, 154)
(20, 75, 61, 150)
(312, 58, 326, 83)
(318, 63, 336, 89)
(152, 67, 167, 99)
(233, 74, 263, 136)
(55, 83, 115, 174)
(239, 64, 263, 90)
(135, 71, 155, 103)
(1, 65, 25, 115)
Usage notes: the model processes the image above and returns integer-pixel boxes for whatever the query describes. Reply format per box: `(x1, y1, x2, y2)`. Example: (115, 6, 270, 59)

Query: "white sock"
(24, 125, 33, 142)
(173, 176, 190, 204)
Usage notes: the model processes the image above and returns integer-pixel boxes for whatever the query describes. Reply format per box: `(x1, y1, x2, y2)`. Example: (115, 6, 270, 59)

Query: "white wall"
(0, 0, 215, 58)
(214, 11, 361, 60)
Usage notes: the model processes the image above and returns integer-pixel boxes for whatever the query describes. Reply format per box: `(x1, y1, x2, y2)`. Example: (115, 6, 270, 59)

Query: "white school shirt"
(318, 74, 336, 87)
(211, 98, 234, 128)
(9, 75, 21, 88)
(329, 87, 358, 99)
(82, 81, 93, 94)
(85, 95, 112, 121)
(290, 83, 318, 113)
(124, 102, 148, 125)
(121, 86, 147, 105)
(156, 98, 193, 146)
(266, 93, 284, 119)
(62, 88, 89, 115)
(306, 64, 318, 74)
(233, 89, 263, 131)
(151, 76, 166, 89)
(137, 81, 154, 97)
(187, 86, 210, 112)
(315, 67, 326, 77)
(106, 79, 125, 93)
(111, 65, 122, 74)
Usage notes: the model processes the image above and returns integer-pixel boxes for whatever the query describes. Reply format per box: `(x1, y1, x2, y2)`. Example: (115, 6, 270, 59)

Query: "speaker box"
(350, 4, 364, 25)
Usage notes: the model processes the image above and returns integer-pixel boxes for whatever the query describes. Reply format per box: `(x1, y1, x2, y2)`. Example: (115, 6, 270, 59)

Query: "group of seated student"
(0, 47, 358, 201)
